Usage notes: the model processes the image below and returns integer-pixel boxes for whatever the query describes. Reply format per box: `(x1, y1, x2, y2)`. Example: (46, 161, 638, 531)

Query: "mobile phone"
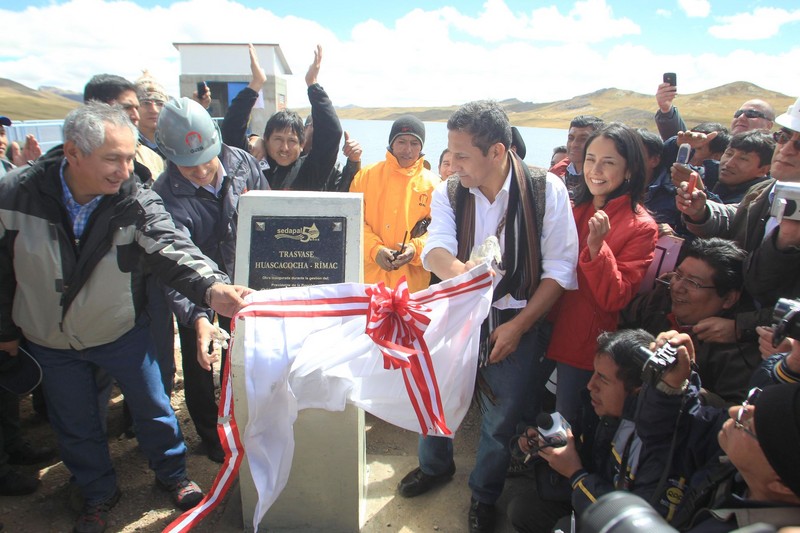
(663, 72, 677, 87)
(676, 143, 692, 166)
(686, 173, 698, 195)
(196, 81, 209, 98)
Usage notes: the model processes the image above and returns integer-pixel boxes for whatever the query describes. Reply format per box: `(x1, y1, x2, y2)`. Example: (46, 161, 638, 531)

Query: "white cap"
(776, 96, 800, 133)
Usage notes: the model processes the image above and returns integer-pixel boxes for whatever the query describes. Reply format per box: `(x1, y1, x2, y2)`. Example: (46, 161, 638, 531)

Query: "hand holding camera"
(645, 332, 695, 390)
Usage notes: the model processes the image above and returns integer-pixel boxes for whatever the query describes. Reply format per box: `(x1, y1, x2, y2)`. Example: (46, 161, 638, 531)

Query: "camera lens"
(581, 492, 676, 533)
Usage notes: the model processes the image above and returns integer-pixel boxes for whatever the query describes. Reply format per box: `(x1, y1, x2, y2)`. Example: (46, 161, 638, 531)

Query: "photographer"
(676, 96, 800, 343)
(507, 329, 679, 533)
(638, 329, 800, 532)
(621, 238, 761, 407)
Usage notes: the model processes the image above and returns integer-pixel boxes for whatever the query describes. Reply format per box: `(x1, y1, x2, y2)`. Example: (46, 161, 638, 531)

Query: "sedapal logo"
(274, 223, 320, 243)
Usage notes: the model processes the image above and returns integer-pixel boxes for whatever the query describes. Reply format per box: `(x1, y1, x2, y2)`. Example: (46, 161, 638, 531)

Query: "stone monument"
(232, 191, 365, 532)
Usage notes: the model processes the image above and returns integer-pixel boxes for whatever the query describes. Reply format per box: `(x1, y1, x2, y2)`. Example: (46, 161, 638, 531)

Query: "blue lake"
(7, 117, 568, 171)
(339, 119, 567, 172)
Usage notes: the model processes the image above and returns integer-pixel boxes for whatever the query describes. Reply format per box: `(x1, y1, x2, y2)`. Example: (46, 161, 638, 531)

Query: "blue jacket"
(151, 144, 269, 325)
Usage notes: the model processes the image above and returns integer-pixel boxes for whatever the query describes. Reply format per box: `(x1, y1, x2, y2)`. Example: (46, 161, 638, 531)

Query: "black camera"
(634, 343, 678, 387)
(772, 297, 800, 347)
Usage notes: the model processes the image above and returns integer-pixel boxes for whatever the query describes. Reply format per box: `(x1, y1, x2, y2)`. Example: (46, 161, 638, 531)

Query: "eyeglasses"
(773, 129, 800, 151)
(734, 387, 761, 439)
(659, 271, 716, 291)
(141, 98, 166, 108)
(733, 109, 771, 120)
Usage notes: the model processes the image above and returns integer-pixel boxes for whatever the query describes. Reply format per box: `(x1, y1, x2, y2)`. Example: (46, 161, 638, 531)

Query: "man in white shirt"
(396, 100, 578, 533)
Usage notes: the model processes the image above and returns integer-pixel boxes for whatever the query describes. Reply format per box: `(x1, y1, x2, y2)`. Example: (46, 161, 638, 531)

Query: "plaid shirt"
(59, 158, 103, 241)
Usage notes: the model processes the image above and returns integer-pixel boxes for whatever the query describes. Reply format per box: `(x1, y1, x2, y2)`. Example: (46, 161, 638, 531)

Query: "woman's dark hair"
(596, 329, 654, 394)
(572, 122, 649, 212)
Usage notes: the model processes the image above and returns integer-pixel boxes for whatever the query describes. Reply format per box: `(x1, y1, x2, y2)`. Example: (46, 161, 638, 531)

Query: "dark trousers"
(506, 479, 573, 533)
(177, 316, 230, 448)
(0, 390, 21, 477)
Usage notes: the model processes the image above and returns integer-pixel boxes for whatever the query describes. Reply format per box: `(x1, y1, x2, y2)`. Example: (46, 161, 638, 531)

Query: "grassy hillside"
(2, 77, 794, 132)
(302, 82, 794, 131)
(0, 79, 80, 121)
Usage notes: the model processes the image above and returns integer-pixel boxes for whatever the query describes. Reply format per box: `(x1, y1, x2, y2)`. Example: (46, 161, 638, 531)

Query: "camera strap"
(615, 430, 638, 490)
(647, 393, 690, 510)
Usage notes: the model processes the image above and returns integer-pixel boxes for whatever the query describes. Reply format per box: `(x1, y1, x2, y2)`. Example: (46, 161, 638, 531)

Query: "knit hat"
(135, 70, 168, 103)
(753, 382, 800, 497)
(388, 115, 425, 148)
(511, 126, 527, 160)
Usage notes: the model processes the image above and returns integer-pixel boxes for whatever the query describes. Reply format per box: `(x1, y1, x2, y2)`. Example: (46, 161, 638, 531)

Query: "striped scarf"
(448, 151, 547, 367)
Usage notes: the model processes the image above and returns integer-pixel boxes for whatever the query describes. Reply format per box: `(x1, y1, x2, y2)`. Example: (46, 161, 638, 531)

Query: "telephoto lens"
(581, 492, 676, 533)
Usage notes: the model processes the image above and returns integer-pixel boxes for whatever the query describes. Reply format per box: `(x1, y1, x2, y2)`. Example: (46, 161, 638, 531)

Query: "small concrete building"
(173, 42, 292, 136)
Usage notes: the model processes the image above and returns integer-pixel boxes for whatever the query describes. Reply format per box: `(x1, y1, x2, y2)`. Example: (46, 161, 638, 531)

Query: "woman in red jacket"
(547, 123, 658, 424)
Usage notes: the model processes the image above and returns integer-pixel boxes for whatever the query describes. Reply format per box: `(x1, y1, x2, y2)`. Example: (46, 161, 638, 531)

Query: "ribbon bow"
(364, 278, 449, 435)
(365, 278, 431, 369)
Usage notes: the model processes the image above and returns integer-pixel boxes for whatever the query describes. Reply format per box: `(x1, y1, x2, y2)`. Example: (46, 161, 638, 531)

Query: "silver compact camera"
(770, 181, 800, 222)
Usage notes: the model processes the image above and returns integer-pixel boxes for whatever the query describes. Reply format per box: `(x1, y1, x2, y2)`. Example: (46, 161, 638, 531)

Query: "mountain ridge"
(0, 78, 794, 131)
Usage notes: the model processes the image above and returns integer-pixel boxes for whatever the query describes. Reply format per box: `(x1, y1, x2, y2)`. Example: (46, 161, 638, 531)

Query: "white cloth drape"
(163, 265, 493, 532)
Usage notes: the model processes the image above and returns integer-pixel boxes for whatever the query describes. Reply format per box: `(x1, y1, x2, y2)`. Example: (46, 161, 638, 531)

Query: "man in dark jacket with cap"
(637, 331, 800, 532)
(152, 97, 270, 463)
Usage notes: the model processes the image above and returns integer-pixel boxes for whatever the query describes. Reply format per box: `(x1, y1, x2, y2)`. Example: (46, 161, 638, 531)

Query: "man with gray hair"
(0, 102, 250, 533)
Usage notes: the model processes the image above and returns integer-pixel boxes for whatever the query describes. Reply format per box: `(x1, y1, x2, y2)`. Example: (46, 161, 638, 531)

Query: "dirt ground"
(0, 336, 503, 533)
(0, 365, 236, 532)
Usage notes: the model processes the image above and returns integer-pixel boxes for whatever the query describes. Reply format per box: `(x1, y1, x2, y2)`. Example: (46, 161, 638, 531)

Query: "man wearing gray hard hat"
(153, 97, 269, 463)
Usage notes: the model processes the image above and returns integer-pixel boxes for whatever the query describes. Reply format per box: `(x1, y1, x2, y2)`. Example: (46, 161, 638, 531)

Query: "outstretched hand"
(676, 130, 718, 150)
(656, 82, 677, 113)
(305, 44, 323, 87)
(248, 43, 267, 92)
(207, 283, 253, 318)
(10, 135, 42, 166)
(342, 131, 362, 162)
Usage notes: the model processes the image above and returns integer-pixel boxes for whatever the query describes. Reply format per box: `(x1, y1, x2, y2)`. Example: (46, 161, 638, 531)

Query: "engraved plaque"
(249, 216, 346, 290)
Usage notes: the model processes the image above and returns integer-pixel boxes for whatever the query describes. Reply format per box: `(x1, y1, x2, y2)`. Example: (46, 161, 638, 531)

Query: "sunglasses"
(733, 109, 771, 120)
(773, 129, 800, 151)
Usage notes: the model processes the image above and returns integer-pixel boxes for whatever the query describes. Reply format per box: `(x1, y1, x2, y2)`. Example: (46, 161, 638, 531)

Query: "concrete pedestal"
(233, 191, 365, 532)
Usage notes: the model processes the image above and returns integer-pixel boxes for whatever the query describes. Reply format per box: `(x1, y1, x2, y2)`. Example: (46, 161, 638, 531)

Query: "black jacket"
(221, 84, 344, 191)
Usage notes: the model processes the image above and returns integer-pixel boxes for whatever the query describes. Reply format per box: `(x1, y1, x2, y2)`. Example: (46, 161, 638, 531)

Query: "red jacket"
(548, 195, 657, 370)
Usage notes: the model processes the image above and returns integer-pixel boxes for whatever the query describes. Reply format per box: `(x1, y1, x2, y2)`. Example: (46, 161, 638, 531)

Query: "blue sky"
(1, 0, 799, 108)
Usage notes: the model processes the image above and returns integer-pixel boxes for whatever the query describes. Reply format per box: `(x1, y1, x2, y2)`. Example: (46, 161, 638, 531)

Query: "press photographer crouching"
(637, 320, 800, 532)
(507, 329, 681, 533)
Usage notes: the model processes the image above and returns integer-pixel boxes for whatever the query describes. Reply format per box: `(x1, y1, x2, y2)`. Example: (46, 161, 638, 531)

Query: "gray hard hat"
(156, 97, 221, 166)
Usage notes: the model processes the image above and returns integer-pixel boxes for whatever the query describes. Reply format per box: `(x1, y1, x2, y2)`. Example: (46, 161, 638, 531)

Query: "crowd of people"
(0, 44, 799, 533)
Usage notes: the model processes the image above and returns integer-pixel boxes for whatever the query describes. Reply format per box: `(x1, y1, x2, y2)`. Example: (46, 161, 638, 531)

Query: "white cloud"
(677, 0, 711, 18)
(0, 0, 797, 112)
(709, 7, 800, 40)
(447, 0, 639, 43)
